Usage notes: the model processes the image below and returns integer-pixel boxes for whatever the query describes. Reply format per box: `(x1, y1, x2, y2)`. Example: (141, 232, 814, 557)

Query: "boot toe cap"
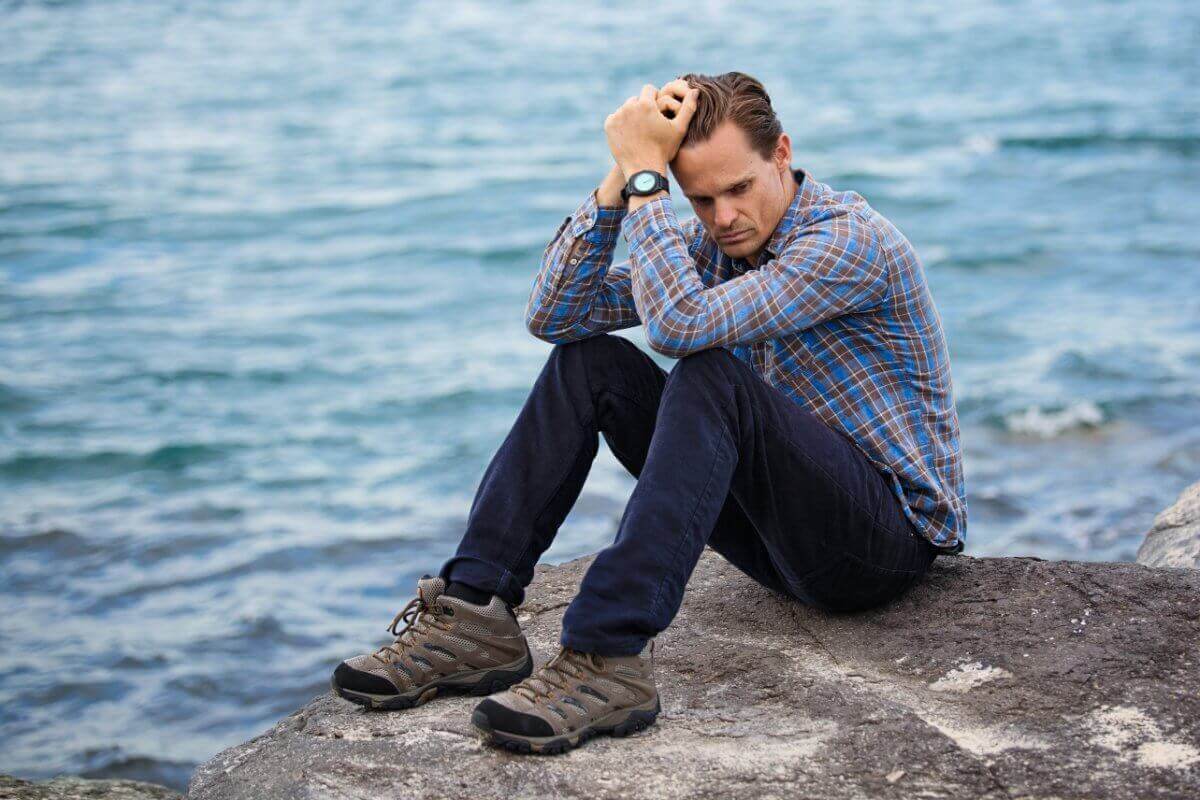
(473, 697, 555, 737)
(333, 661, 398, 695)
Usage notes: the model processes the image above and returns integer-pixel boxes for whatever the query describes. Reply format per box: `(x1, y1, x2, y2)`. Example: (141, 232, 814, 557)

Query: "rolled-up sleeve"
(622, 194, 889, 358)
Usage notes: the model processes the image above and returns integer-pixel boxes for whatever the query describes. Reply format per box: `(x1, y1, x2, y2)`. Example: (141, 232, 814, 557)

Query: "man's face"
(670, 120, 796, 263)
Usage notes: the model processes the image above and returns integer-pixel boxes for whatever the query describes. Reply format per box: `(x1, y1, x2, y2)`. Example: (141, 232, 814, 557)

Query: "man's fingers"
(672, 88, 700, 131)
(639, 84, 657, 105)
(657, 94, 682, 118)
(659, 78, 692, 101)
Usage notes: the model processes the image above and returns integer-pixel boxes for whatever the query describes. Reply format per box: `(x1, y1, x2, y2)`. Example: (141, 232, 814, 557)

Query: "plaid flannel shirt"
(526, 169, 966, 554)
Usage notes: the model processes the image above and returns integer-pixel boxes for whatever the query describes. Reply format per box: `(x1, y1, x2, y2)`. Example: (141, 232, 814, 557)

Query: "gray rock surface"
(0, 775, 180, 799)
(189, 549, 1200, 800)
(1139, 479, 1200, 568)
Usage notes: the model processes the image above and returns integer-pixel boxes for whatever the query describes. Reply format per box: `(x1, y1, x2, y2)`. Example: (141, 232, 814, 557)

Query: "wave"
(1000, 132, 1200, 156)
(1002, 401, 1106, 438)
(89, 534, 441, 611)
(0, 382, 39, 414)
(0, 527, 96, 558)
(0, 443, 240, 481)
(1049, 349, 1175, 384)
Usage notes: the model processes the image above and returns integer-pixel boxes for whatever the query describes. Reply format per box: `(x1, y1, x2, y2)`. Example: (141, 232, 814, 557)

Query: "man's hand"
(605, 82, 699, 181)
(654, 79, 695, 120)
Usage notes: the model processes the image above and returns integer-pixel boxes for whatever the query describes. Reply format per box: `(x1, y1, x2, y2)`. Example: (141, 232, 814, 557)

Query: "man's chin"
(718, 238, 755, 258)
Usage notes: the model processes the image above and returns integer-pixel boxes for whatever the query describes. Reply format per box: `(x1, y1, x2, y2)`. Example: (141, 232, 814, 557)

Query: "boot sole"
(472, 696, 661, 754)
(332, 651, 533, 711)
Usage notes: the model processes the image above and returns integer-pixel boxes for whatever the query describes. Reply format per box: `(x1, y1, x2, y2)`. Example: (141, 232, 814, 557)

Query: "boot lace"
(372, 589, 452, 666)
(510, 647, 604, 704)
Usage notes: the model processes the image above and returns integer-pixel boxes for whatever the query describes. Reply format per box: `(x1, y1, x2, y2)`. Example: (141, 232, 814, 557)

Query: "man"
(331, 71, 967, 754)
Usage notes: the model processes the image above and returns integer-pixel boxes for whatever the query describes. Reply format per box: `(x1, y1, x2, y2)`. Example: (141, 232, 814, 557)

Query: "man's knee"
(548, 333, 646, 374)
(552, 332, 626, 357)
(666, 346, 740, 385)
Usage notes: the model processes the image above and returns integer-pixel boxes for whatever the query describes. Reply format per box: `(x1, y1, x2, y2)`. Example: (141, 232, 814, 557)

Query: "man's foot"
(331, 575, 532, 710)
(471, 641, 660, 753)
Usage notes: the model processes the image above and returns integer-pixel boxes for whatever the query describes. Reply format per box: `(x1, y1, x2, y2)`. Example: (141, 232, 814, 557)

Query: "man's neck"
(746, 169, 801, 265)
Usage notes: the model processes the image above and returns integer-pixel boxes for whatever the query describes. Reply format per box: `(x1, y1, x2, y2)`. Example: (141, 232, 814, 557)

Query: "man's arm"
(622, 194, 889, 358)
(524, 165, 643, 343)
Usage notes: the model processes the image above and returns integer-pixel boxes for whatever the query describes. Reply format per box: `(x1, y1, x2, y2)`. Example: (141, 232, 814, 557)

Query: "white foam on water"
(1004, 401, 1106, 438)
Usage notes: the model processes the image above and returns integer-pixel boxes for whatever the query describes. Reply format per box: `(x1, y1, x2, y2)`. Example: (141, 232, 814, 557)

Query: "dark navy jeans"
(439, 333, 938, 656)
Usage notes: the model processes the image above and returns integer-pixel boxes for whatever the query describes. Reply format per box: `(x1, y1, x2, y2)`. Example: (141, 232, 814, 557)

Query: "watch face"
(633, 172, 658, 192)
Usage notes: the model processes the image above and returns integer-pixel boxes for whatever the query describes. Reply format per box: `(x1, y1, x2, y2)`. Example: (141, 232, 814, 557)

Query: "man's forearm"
(524, 167, 636, 341)
(596, 163, 626, 208)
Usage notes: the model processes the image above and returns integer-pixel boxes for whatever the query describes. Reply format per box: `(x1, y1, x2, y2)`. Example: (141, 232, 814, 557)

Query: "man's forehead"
(676, 165, 756, 199)
(672, 122, 761, 197)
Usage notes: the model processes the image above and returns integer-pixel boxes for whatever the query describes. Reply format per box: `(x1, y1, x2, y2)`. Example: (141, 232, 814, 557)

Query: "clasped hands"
(604, 79, 699, 181)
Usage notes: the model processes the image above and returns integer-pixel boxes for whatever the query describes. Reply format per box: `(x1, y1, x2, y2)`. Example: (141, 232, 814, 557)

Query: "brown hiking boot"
(471, 640, 660, 753)
(331, 575, 532, 710)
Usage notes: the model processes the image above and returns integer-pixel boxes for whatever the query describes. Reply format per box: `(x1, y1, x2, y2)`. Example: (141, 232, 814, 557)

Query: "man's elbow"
(525, 311, 580, 345)
(643, 319, 695, 359)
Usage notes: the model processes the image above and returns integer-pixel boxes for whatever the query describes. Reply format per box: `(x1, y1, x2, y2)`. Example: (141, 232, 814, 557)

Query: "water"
(1, 0, 1197, 790)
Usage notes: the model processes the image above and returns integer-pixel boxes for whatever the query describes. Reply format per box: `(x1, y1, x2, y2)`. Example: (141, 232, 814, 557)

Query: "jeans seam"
(649, 400, 733, 622)
(509, 408, 596, 577)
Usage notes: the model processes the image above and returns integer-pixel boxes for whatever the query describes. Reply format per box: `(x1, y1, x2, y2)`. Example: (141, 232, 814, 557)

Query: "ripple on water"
(0, 527, 97, 558)
(0, 443, 244, 482)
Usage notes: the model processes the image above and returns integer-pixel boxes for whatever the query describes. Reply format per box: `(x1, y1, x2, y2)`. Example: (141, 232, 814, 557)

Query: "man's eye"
(731, 183, 748, 194)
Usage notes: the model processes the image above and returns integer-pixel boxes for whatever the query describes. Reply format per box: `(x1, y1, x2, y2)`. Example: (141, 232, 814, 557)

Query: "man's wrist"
(594, 188, 625, 210)
(596, 165, 627, 208)
(618, 161, 670, 213)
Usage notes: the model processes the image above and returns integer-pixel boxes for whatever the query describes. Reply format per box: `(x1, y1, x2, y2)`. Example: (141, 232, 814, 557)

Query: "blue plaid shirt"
(526, 169, 966, 554)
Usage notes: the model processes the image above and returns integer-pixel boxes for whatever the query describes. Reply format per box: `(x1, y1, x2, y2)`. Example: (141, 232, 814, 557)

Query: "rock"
(189, 550, 1200, 800)
(1138, 479, 1200, 568)
(0, 774, 180, 799)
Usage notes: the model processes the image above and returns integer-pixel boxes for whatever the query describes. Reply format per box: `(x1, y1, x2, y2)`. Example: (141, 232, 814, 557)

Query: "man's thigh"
(707, 351, 936, 611)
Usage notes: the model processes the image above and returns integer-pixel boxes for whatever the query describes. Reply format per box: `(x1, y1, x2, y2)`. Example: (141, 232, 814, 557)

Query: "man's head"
(667, 72, 797, 262)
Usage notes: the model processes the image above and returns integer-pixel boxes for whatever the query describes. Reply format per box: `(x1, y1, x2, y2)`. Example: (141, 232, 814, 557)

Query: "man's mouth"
(719, 230, 751, 244)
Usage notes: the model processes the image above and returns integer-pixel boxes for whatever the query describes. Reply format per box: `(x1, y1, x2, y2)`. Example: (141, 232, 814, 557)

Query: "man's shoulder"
(810, 184, 916, 264)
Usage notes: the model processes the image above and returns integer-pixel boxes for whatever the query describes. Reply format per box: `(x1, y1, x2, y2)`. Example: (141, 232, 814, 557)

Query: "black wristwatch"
(621, 169, 670, 203)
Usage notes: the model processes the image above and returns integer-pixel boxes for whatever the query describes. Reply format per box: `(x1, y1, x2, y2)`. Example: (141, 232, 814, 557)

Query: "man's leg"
(560, 346, 938, 656)
(470, 344, 937, 752)
(438, 334, 669, 608)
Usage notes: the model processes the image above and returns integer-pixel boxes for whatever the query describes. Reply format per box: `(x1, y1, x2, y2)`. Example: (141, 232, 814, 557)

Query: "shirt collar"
(759, 168, 818, 262)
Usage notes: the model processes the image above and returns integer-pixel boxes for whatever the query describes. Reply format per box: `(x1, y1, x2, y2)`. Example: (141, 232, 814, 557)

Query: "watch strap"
(621, 170, 670, 202)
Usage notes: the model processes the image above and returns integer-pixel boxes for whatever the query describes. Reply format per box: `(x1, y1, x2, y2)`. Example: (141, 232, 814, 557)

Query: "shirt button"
(569, 258, 580, 264)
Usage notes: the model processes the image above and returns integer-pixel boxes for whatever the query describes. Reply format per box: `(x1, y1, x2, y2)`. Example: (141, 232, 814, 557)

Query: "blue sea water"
(1, 0, 1198, 790)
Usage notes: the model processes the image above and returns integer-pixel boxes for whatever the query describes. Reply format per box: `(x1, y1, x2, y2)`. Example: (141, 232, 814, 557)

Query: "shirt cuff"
(620, 193, 678, 253)
(568, 189, 627, 245)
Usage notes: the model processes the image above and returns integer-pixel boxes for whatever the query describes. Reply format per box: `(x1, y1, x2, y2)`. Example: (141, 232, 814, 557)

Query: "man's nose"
(714, 199, 737, 230)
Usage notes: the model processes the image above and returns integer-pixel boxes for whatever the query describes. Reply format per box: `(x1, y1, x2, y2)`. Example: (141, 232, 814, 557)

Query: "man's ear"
(773, 132, 792, 172)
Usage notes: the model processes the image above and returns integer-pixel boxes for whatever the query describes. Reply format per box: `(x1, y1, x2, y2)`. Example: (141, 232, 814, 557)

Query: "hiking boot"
(331, 575, 533, 710)
(471, 640, 660, 753)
